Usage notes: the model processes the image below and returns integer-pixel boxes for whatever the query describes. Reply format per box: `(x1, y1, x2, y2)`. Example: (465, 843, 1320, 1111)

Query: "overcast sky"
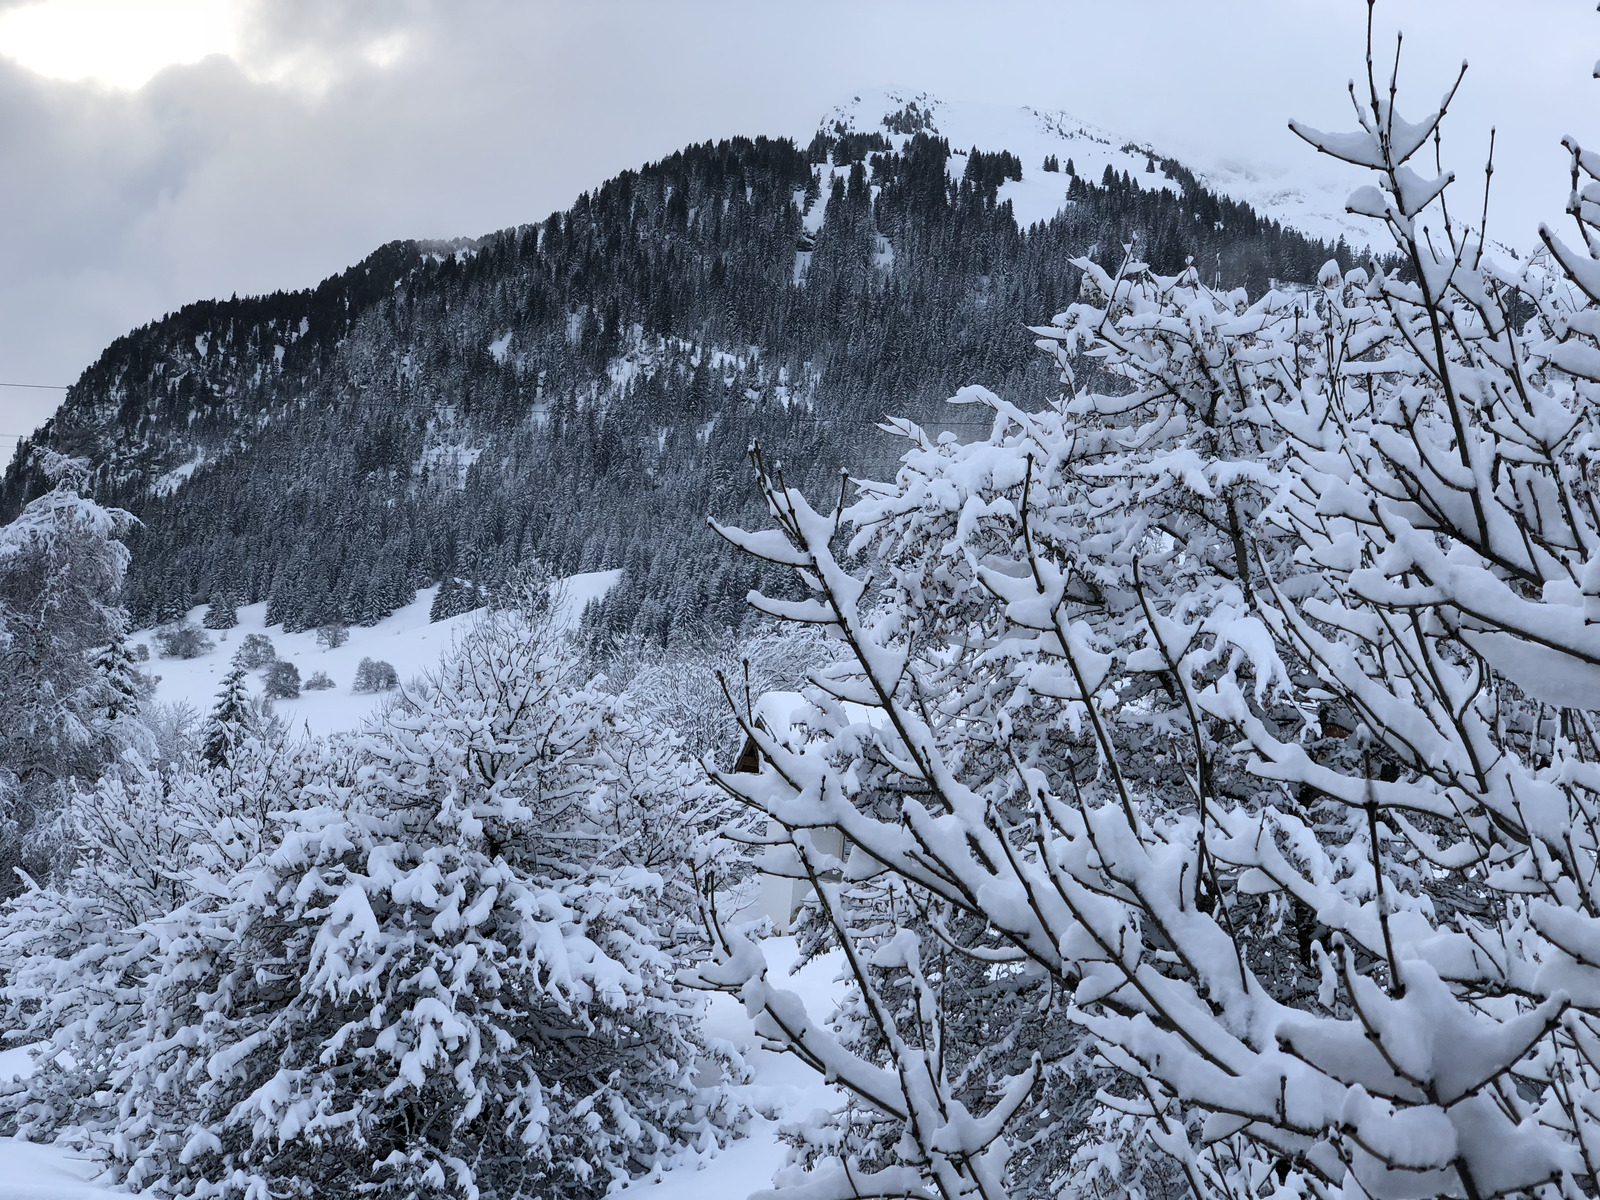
(0, 0, 1593, 446)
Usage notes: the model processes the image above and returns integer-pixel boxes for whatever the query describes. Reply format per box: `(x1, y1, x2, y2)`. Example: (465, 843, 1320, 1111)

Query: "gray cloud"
(0, 0, 1593, 441)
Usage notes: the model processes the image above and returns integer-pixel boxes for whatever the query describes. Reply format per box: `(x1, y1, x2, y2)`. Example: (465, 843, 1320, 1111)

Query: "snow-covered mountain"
(2, 88, 1362, 647)
(820, 86, 1373, 248)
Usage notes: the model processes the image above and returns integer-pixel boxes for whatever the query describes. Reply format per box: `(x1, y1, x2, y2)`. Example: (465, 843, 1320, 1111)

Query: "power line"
(0, 382, 67, 390)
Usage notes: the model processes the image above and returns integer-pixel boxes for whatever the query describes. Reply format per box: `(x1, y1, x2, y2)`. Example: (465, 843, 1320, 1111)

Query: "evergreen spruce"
(428, 576, 460, 622)
(200, 663, 251, 768)
(201, 593, 237, 629)
(90, 637, 144, 722)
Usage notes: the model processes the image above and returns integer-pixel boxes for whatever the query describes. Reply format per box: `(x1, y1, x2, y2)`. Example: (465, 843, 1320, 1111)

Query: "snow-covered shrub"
(303, 669, 335, 690)
(0, 606, 742, 1199)
(153, 622, 213, 659)
(141, 699, 200, 772)
(352, 655, 398, 692)
(602, 623, 831, 761)
(262, 659, 300, 699)
(314, 621, 348, 649)
(490, 558, 556, 617)
(0, 725, 319, 1150)
(234, 632, 275, 669)
(697, 33, 1600, 1200)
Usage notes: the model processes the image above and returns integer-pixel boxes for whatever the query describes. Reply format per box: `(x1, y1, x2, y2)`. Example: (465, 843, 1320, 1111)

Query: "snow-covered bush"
(0, 725, 317, 1148)
(698, 33, 1600, 1200)
(153, 621, 213, 659)
(0, 605, 742, 1199)
(262, 659, 300, 699)
(234, 632, 275, 669)
(304, 669, 335, 690)
(352, 655, 398, 692)
(314, 621, 348, 649)
(603, 623, 831, 761)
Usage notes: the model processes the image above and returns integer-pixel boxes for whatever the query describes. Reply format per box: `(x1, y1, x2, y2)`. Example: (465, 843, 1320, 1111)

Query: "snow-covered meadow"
(134, 570, 624, 736)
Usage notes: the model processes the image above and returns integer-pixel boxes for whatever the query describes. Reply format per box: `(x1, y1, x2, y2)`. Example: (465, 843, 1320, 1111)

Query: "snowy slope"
(136, 569, 624, 738)
(822, 86, 1373, 249)
(0, 938, 847, 1200)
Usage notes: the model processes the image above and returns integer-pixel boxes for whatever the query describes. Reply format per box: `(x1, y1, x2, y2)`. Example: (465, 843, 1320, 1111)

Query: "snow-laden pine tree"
(698, 23, 1600, 1200)
(0, 452, 141, 891)
(200, 662, 252, 768)
(0, 605, 741, 1200)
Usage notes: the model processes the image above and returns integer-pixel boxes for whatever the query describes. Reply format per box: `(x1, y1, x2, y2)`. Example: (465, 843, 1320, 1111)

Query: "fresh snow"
(0, 1140, 112, 1200)
(553, 566, 623, 631)
(137, 570, 624, 737)
(821, 86, 1373, 249)
(149, 455, 205, 498)
(0, 938, 847, 1199)
(0, 1049, 112, 1198)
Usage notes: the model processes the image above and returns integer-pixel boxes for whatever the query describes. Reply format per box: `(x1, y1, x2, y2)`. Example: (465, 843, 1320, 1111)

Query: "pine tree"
(200, 663, 251, 768)
(201, 593, 237, 630)
(90, 637, 144, 722)
(428, 575, 460, 622)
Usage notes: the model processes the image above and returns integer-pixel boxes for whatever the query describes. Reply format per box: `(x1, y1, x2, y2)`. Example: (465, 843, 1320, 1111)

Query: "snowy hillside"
(822, 86, 1372, 249)
(137, 569, 623, 736)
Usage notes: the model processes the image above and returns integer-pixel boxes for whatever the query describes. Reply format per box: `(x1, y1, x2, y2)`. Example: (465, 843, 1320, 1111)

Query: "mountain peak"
(817, 86, 1372, 248)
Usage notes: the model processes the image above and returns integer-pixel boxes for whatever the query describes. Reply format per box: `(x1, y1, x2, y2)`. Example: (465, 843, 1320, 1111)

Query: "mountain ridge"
(815, 86, 1375, 248)
(2, 93, 1363, 644)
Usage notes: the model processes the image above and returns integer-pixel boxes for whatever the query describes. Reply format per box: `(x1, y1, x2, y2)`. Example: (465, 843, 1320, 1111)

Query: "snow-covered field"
(134, 569, 624, 737)
(0, 939, 844, 1199)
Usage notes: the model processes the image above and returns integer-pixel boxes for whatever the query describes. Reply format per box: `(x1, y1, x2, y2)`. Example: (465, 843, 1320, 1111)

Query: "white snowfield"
(0, 940, 845, 1199)
(821, 86, 1374, 251)
(135, 570, 624, 737)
